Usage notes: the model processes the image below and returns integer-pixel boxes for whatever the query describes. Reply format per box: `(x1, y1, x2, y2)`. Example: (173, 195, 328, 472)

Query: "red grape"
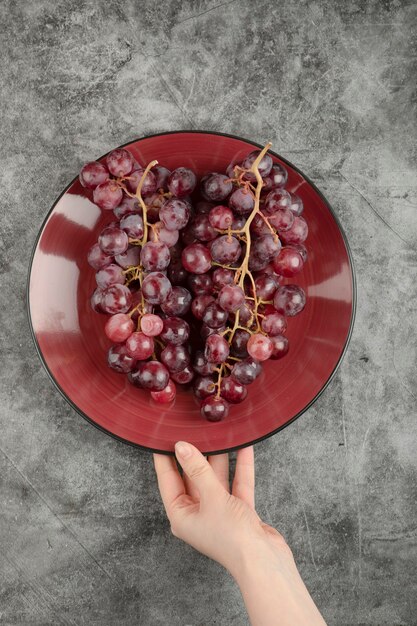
(268, 208, 294, 232)
(289, 193, 303, 216)
(247, 334, 273, 361)
(203, 302, 228, 329)
(135, 361, 169, 391)
(230, 328, 250, 358)
(182, 243, 212, 274)
(105, 313, 134, 342)
(98, 226, 129, 256)
(90, 288, 105, 313)
(152, 165, 171, 189)
(113, 196, 140, 220)
(79, 161, 109, 189)
(193, 376, 215, 399)
(168, 167, 197, 197)
(106, 148, 134, 177)
(242, 150, 273, 177)
(229, 188, 255, 215)
(263, 189, 291, 215)
(218, 284, 245, 312)
(102, 284, 132, 314)
(187, 273, 213, 295)
(120, 213, 144, 239)
(140, 241, 170, 271)
(171, 366, 194, 384)
(220, 377, 247, 403)
(261, 312, 287, 336)
(196, 200, 214, 214)
(231, 358, 262, 384)
(127, 168, 157, 196)
(286, 243, 308, 262)
(209, 235, 241, 264)
(201, 173, 232, 201)
(161, 344, 190, 373)
(115, 246, 141, 269)
(254, 274, 280, 300)
(151, 380, 176, 404)
(270, 335, 289, 359)
(96, 263, 125, 289)
(280, 216, 308, 244)
(160, 317, 190, 345)
(161, 286, 192, 316)
(191, 214, 217, 242)
(193, 351, 216, 376)
(142, 272, 172, 304)
(209, 205, 234, 230)
(273, 285, 306, 316)
(272, 247, 304, 277)
(191, 294, 215, 320)
(205, 334, 230, 363)
(200, 396, 229, 421)
(168, 260, 188, 285)
(93, 181, 123, 210)
(262, 163, 288, 190)
(88, 243, 113, 270)
(140, 314, 164, 337)
(108, 344, 135, 373)
(125, 332, 154, 359)
(160, 198, 191, 231)
(212, 267, 234, 290)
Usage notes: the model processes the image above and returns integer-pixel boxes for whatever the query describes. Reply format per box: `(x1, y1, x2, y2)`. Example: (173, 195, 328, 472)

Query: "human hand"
(153, 441, 290, 580)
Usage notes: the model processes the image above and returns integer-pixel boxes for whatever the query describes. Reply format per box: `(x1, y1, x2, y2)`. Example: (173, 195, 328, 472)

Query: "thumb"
(175, 441, 221, 499)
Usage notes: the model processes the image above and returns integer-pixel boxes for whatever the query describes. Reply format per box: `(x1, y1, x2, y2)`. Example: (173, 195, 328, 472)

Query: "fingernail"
(175, 441, 192, 459)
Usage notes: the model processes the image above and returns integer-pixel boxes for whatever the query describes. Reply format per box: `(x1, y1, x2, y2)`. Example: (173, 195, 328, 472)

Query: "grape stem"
(214, 142, 272, 397)
(135, 160, 158, 246)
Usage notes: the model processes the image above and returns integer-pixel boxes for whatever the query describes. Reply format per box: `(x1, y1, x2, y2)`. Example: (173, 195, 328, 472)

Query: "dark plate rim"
(26, 130, 357, 456)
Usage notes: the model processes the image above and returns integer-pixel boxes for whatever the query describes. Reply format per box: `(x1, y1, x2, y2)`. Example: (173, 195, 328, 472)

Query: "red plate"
(27, 131, 356, 454)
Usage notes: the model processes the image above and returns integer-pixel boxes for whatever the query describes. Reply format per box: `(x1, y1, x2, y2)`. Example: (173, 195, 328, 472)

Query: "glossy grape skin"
(193, 376, 216, 399)
(212, 267, 234, 290)
(201, 324, 226, 340)
(161, 286, 192, 316)
(152, 165, 171, 189)
(141, 272, 172, 305)
(280, 216, 308, 244)
(138, 314, 162, 337)
(120, 213, 144, 239)
(171, 365, 194, 384)
(79, 161, 109, 189)
(140, 241, 170, 272)
(251, 234, 281, 262)
(90, 288, 105, 313)
(106, 148, 134, 177)
(236, 301, 255, 325)
(231, 357, 262, 385)
(220, 377, 248, 404)
(248, 250, 271, 272)
(182, 243, 212, 274)
(270, 335, 289, 359)
(102, 284, 132, 314)
(107, 344, 135, 373)
(242, 150, 273, 177)
(125, 332, 154, 359)
(286, 243, 308, 263)
(205, 334, 230, 363)
(261, 163, 288, 191)
(193, 351, 216, 376)
(200, 396, 229, 421)
(254, 274, 280, 300)
(250, 213, 271, 237)
(247, 334, 273, 361)
(161, 344, 190, 374)
(267, 208, 294, 233)
(151, 379, 176, 403)
(127, 368, 142, 387)
(232, 215, 246, 230)
(273, 285, 306, 316)
(135, 361, 170, 391)
(209, 205, 234, 230)
(191, 294, 215, 320)
(96, 263, 125, 289)
(230, 328, 250, 358)
(113, 196, 140, 219)
(168, 261, 188, 285)
(187, 273, 213, 296)
(160, 198, 191, 231)
(263, 189, 292, 216)
(106, 321, 127, 351)
(228, 188, 255, 215)
(98, 226, 129, 256)
(115, 246, 141, 269)
(201, 173, 233, 201)
(126, 168, 157, 196)
(191, 214, 217, 242)
(261, 312, 287, 336)
(152, 224, 179, 247)
(93, 181, 123, 211)
(168, 167, 197, 198)
(272, 247, 304, 277)
(144, 192, 166, 223)
(218, 284, 245, 312)
(209, 235, 241, 264)
(289, 193, 303, 216)
(160, 317, 190, 345)
(88, 243, 113, 270)
(203, 302, 228, 329)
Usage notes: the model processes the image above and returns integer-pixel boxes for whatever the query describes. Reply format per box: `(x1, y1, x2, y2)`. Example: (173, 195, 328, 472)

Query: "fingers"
(174, 442, 221, 500)
(184, 473, 200, 500)
(209, 454, 230, 492)
(232, 446, 255, 509)
(153, 454, 185, 518)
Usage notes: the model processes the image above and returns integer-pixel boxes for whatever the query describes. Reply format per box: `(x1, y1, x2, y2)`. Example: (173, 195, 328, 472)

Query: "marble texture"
(1, 0, 416, 624)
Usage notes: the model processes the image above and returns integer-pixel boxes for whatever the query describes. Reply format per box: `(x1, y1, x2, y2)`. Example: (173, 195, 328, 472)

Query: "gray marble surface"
(1, 1, 416, 624)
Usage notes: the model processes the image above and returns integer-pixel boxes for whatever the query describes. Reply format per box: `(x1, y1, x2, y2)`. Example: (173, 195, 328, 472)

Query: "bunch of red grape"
(81, 142, 308, 421)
